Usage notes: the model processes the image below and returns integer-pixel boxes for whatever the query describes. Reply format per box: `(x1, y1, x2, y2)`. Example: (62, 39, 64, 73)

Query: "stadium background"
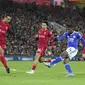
(0, 0, 85, 61)
(0, 1, 85, 85)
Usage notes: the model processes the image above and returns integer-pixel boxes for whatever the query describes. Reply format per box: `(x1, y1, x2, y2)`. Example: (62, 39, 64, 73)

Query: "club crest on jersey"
(73, 36, 76, 38)
(44, 32, 46, 35)
(67, 36, 69, 38)
(6, 26, 8, 30)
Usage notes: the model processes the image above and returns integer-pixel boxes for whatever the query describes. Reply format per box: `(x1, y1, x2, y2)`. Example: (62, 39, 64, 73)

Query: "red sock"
(44, 59, 51, 62)
(32, 64, 36, 70)
(0, 54, 8, 68)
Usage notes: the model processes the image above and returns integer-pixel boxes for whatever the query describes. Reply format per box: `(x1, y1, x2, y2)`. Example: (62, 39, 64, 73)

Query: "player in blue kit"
(44, 27, 85, 77)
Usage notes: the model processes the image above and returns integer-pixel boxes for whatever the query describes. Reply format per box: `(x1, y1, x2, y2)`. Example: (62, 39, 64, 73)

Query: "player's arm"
(35, 30, 39, 41)
(48, 31, 55, 40)
(55, 32, 67, 41)
(48, 31, 55, 46)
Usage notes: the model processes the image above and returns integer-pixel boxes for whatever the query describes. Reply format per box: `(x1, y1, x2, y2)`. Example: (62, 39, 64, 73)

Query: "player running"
(0, 15, 11, 73)
(44, 26, 85, 77)
(26, 21, 55, 74)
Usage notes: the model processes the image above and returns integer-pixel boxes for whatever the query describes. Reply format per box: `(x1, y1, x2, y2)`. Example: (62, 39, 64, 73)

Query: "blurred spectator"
(0, 1, 85, 57)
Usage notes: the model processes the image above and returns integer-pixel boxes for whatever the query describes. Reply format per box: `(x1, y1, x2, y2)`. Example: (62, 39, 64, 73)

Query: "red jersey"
(0, 20, 10, 44)
(83, 33, 85, 39)
(37, 29, 54, 46)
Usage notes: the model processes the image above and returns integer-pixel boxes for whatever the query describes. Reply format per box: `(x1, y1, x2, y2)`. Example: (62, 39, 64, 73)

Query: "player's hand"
(54, 35, 60, 41)
(79, 43, 83, 47)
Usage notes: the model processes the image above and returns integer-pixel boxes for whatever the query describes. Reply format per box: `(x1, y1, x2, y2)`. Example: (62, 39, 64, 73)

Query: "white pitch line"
(10, 68, 16, 71)
(0, 67, 16, 72)
(59, 72, 85, 74)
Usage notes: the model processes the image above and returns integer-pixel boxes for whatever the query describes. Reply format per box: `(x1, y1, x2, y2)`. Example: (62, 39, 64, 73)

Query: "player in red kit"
(26, 21, 55, 74)
(0, 16, 11, 73)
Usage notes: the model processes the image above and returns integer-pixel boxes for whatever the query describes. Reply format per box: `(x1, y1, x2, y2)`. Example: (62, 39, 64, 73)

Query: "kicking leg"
(43, 51, 68, 68)
(39, 57, 51, 63)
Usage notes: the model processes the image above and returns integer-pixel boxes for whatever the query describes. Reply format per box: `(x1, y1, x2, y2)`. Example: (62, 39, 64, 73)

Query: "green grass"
(0, 61, 85, 85)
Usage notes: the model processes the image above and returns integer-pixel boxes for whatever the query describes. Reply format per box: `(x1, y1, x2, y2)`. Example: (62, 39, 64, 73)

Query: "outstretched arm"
(55, 32, 67, 41)
(57, 35, 66, 41)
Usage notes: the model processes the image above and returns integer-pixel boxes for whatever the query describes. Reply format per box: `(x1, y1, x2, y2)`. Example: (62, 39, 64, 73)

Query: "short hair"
(4, 15, 11, 18)
(42, 21, 48, 26)
(67, 25, 75, 30)
(2, 14, 11, 18)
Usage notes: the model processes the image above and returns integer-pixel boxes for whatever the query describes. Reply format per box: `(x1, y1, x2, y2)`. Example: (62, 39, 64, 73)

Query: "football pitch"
(0, 61, 85, 85)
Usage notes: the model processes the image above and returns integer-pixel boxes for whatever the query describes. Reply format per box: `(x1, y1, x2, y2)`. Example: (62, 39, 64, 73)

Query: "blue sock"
(50, 56, 63, 65)
(64, 63, 72, 73)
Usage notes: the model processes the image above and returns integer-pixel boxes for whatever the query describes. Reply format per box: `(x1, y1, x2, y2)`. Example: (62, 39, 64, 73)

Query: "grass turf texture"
(0, 61, 85, 85)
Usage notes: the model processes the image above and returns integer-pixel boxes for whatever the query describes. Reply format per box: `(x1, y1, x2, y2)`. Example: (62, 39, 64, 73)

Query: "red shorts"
(36, 45, 46, 56)
(82, 48, 85, 54)
(0, 44, 6, 50)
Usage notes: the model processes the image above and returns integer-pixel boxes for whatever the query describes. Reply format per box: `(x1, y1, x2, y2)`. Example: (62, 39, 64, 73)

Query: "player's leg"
(62, 51, 73, 75)
(39, 57, 52, 66)
(0, 46, 10, 73)
(26, 46, 44, 74)
(82, 54, 85, 60)
(39, 57, 51, 63)
(26, 53, 40, 74)
(43, 51, 66, 67)
(38, 47, 51, 63)
(63, 47, 78, 77)
(32, 53, 40, 70)
(44, 50, 74, 76)
(63, 57, 74, 77)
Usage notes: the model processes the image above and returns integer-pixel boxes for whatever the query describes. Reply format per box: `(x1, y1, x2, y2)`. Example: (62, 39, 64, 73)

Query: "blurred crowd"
(0, 1, 85, 57)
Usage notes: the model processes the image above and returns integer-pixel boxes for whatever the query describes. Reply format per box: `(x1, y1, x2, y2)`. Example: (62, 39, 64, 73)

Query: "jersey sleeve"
(48, 31, 54, 40)
(57, 32, 67, 41)
(48, 31, 55, 46)
(77, 33, 82, 39)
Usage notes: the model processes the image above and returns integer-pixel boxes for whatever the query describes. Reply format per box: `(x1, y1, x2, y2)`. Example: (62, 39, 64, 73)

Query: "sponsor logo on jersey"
(39, 35, 45, 38)
(0, 29, 6, 33)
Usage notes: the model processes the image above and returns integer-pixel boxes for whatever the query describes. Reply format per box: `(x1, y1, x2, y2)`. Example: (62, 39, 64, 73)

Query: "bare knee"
(61, 51, 68, 58)
(39, 58, 43, 63)
(34, 53, 40, 64)
(82, 54, 85, 58)
(0, 47, 4, 55)
(63, 58, 70, 64)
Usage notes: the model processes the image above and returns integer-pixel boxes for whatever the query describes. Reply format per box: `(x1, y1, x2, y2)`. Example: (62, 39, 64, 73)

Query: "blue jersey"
(57, 31, 85, 49)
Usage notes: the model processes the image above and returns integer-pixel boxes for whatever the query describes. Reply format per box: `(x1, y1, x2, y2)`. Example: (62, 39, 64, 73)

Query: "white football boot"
(66, 73, 75, 77)
(26, 70, 34, 74)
